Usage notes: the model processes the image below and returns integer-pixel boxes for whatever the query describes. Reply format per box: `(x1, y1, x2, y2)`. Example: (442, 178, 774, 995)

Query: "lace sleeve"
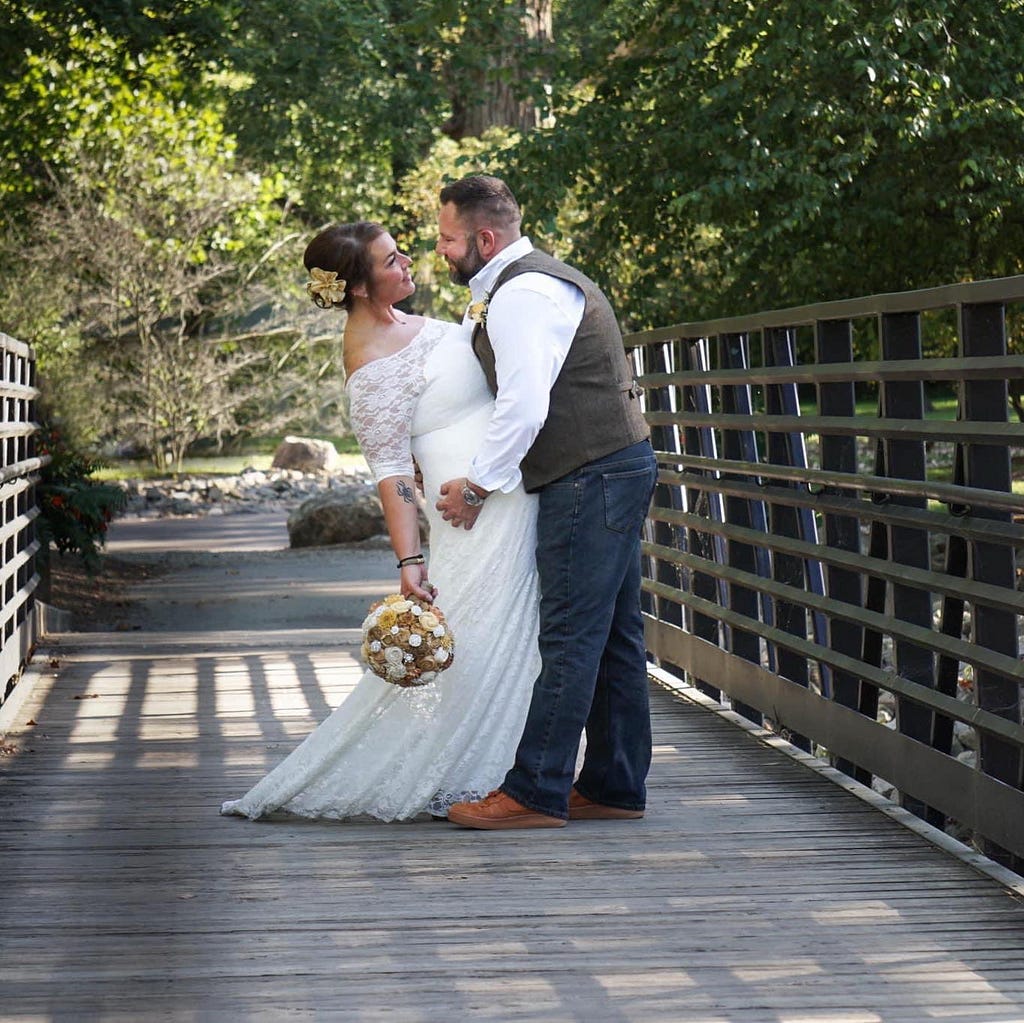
(346, 361, 420, 483)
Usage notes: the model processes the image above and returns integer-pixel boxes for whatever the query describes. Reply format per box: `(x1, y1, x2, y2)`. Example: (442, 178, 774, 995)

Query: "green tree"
(0, 9, 358, 459)
(221, 0, 559, 225)
(0, 1, 230, 210)
(220, 0, 406, 224)
(512, 0, 1024, 328)
(28, 146, 281, 471)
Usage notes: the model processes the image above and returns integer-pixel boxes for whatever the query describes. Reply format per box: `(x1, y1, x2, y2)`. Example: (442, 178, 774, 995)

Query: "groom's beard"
(446, 236, 486, 286)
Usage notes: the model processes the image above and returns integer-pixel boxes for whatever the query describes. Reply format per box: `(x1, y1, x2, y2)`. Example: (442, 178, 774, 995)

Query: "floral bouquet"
(360, 594, 455, 687)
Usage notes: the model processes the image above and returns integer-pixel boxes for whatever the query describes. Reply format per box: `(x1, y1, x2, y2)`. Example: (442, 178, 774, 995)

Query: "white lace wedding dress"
(221, 318, 540, 821)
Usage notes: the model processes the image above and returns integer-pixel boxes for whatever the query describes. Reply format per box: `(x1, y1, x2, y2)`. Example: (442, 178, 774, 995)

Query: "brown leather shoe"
(448, 790, 566, 830)
(568, 788, 645, 820)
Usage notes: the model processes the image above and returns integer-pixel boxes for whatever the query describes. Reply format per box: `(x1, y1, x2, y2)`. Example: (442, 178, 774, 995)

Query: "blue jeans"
(501, 440, 658, 819)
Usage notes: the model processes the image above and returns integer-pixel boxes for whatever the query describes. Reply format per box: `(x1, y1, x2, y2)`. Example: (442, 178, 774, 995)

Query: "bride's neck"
(349, 297, 404, 328)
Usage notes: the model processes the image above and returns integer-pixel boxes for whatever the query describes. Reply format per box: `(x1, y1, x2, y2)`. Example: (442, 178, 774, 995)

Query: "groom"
(434, 174, 657, 829)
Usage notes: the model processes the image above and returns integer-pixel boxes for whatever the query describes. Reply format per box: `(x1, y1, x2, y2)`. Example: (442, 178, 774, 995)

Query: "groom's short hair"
(440, 175, 521, 231)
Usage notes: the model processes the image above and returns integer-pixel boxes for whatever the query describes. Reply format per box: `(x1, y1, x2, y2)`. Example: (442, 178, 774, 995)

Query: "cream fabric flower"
(307, 267, 347, 307)
(468, 298, 489, 326)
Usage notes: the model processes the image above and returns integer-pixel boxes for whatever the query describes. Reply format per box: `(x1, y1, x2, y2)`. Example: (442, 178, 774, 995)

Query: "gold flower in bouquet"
(360, 594, 455, 687)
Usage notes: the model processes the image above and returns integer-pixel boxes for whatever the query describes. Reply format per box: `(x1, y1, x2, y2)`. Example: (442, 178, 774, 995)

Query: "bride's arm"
(378, 475, 435, 603)
(347, 367, 435, 602)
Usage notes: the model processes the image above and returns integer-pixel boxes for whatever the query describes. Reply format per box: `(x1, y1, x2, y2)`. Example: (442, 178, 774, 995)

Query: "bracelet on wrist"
(397, 554, 425, 568)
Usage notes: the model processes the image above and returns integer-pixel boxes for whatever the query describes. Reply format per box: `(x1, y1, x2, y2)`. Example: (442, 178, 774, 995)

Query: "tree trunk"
(442, 0, 553, 140)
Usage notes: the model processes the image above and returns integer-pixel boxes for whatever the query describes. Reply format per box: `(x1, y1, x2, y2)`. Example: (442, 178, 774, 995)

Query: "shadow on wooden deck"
(3, 623, 1024, 1021)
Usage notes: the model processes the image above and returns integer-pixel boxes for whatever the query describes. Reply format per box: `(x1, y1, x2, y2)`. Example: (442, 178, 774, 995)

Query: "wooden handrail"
(625, 273, 1024, 344)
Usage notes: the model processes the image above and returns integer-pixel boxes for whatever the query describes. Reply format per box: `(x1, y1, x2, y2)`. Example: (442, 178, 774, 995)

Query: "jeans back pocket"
(602, 467, 655, 534)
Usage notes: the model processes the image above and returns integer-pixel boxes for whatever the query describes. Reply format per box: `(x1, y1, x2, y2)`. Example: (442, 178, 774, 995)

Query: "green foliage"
(18, 126, 289, 465)
(514, 0, 1024, 327)
(4, 0, 1024, 458)
(0, 6, 230, 211)
(392, 127, 523, 319)
(0, 0, 229, 74)
(0, 19, 347, 464)
(35, 424, 127, 572)
(0, 220, 103, 449)
(220, 0, 403, 222)
(220, 1, 561, 221)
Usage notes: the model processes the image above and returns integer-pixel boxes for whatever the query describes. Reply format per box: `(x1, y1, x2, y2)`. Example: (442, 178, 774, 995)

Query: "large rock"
(287, 486, 386, 547)
(271, 435, 340, 474)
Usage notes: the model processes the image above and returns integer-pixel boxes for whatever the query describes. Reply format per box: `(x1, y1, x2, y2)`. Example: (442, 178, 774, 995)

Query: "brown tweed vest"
(472, 250, 649, 492)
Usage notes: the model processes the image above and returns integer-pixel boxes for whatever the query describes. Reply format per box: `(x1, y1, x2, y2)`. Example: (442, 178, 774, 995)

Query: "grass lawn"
(91, 434, 365, 480)
(798, 393, 961, 419)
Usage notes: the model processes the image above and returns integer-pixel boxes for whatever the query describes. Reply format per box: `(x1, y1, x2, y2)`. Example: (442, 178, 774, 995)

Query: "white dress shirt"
(464, 238, 585, 493)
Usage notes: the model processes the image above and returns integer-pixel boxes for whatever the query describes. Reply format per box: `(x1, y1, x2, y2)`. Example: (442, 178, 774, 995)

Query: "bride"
(221, 222, 540, 822)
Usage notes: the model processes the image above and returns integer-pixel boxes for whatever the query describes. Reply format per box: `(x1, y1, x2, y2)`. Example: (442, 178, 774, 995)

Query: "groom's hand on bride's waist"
(437, 477, 488, 530)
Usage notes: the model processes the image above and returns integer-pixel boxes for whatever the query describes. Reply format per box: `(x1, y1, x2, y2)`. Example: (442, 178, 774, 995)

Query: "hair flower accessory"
(307, 267, 347, 308)
(467, 295, 489, 328)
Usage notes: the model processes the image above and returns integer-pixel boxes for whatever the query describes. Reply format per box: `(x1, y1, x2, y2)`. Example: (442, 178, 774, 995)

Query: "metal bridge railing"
(0, 333, 46, 711)
(627, 274, 1024, 871)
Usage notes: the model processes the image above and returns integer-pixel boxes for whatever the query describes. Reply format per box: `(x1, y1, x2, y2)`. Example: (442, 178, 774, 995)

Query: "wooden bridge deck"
(3, 625, 1024, 1022)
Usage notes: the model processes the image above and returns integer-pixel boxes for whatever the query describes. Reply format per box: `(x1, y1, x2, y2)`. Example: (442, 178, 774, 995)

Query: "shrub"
(36, 426, 127, 573)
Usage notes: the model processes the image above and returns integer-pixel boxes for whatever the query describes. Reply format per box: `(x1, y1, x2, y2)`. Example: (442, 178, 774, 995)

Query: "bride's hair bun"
(302, 221, 385, 312)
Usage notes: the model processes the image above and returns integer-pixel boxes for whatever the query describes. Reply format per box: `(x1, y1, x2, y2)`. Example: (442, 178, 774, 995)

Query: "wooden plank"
(2, 627, 1023, 1021)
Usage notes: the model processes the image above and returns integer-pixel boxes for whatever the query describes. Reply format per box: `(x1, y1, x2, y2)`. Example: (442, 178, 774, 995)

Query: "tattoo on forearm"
(396, 480, 415, 504)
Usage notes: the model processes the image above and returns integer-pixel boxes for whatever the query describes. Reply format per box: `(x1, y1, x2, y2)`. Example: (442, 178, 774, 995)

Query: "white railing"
(0, 333, 46, 710)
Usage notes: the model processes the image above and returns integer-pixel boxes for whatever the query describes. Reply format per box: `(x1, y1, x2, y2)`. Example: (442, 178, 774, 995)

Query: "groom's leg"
(501, 442, 656, 818)
(574, 526, 652, 811)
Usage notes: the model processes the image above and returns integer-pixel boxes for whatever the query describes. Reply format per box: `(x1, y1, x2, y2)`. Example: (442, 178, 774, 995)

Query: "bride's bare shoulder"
(343, 314, 427, 379)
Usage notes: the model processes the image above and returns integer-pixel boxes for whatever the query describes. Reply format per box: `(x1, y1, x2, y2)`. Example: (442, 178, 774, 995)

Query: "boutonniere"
(468, 295, 490, 328)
